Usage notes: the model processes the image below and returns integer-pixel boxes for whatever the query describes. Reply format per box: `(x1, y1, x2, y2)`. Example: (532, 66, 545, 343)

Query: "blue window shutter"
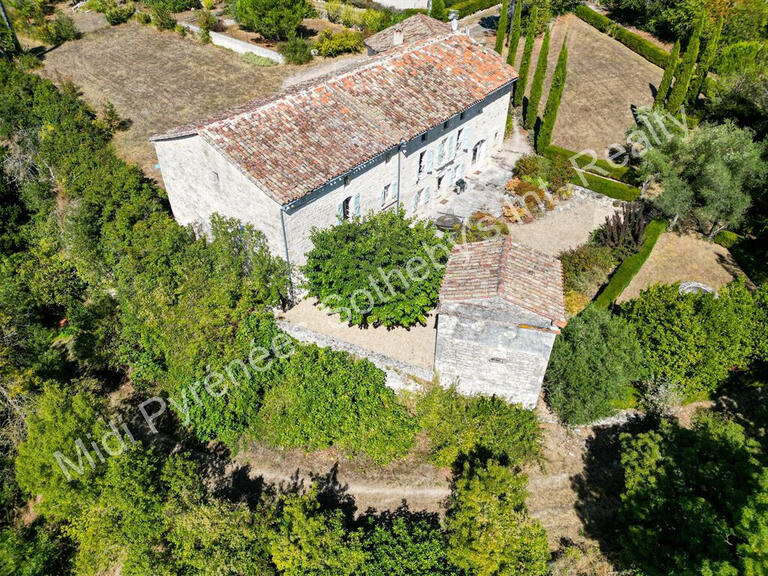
(456, 163, 464, 179)
(337, 201, 344, 222)
(381, 185, 388, 206)
(463, 127, 471, 150)
(412, 191, 420, 212)
(423, 187, 430, 204)
(448, 134, 456, 159)
(353, 193, 360, 218)
(391, 180, 398, 202)
(437, 140, 444, 166)
(426, 150, 434, 173)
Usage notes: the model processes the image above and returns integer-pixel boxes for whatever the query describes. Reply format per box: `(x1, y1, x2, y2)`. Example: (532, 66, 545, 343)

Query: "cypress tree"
(506, 0, 522, 66)
(495, 0, 509, 54)
(430, 0, 447, 22)
(513, 5, 538, 107)
(666, 12, 705, 115)
(653, 40, 680, 109)
(524, 24, 550, 130)
(688, 16, 723, 103)
(537, 35, 567, 150)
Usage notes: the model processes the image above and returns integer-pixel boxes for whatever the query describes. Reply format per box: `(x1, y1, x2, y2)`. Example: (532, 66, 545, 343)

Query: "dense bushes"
(415, 385, 541, 467)
(142, 0, 198, 12)
(545, 305, 645, 425)
(314, 29, 363, 57)
(560, 243, 617, 297)
(303, 210, 450, 328)
(541, 144, 635, 182)
(278, 36, 313, 64)
(451, 0, 498, 19)
(255, 345, 416, 464)
(236, 0, 314, 40)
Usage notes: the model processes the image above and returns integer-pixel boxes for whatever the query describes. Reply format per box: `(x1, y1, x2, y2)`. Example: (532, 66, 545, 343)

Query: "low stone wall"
(181, 23, 284, 63)
(277, 319, 433, 392)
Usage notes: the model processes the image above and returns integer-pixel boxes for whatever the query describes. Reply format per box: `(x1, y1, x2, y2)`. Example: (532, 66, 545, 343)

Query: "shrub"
(254, 345, 416, 464)
(361, 8, 389, 33)
(197, 8, 218, 32)
(415, 384, 541, 467)
(559, 243, 617, 296)
(594, 219, 666, 307)
(174, 23, 186, 36)
(341, 3, 361, 28)
(104, 2, 135, 25)
(314, 29, 363, 57)
(34, 13, 80, 45)
(302, 210, 450, 328)
(241, 52, 277, 66)
(430, 0, 447, 21)
(278, 36, 312, 64)
(150, 5, 176, 30)
(446, 459, 549, 576)
(592, 202, 647, 259)
(142, 0, 198, 12)
(236, 0, 314, 40)
(545, 305, 645, 425)
(713, 229, 742, 249)
(134, 11, 151, 24)
(326, 0, 343, 23)
(451, 0, 498, 19)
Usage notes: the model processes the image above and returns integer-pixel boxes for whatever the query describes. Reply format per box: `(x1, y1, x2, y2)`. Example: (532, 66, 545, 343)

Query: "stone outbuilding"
(435, 237, 567, 408)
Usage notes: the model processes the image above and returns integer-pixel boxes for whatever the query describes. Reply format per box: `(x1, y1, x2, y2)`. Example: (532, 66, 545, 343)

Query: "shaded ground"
(618, 231, 748, 302)
(278, 298, 437, 371)
(38, 21, 293, 180)
(509, 14, 663, 159)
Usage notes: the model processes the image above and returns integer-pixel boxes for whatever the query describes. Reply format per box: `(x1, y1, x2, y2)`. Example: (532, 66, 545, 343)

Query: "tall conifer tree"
(513, 5, 538, 107)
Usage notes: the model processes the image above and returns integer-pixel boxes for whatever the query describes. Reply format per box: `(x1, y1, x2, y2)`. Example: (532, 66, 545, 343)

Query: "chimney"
(393, 26, 403, 46)
(450, 16, 458, 32)
(449, 10, 459, 32)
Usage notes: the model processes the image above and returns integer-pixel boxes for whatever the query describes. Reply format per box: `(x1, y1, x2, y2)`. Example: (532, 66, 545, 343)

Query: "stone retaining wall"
(181, 23, 284, 63)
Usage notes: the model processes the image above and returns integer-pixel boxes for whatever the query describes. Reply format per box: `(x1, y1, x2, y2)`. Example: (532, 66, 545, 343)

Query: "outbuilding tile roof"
(364, 13, 451, 53)
(151, 26, 517, 206)
(440, 237, 567, 327)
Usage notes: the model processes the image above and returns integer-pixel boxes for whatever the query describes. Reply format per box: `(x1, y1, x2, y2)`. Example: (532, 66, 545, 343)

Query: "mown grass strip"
(570, 170, 641, 201)
(595, 219, 668, 307)
(542, 144, 637, 184)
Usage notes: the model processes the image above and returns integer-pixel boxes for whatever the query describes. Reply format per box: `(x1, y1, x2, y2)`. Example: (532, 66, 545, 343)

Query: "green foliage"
(620, 279, 762, 399)
(570, 170, 640, 201)
(255, 345, 415, 464)
(15, 383, 107, 520)
(654, 39, 680, 108)
(713, 40, 768, 76)
(452, 0, 499, 18)
(524, 24, 550, 129)
(242, 51, 278, 66)
(640, 121, 765, 236)
(134, 10, 151, 24)
(278, 36, 313, 64)
(415, 384, 541, 468)
(541, 144, 635, 182)
(33, 12, 79, 45)
(430, 0, 447, 20)
(150, 5, 176, 29)
(618, 411, 768, 575)
(302, 209, 450, 328)
(559, 243, 617, 296)
(545, 305, 645, 425)
(314, 29, 363, 57)
(537, 34, 567, 149)
(594, 219, 667, 307)
(514, 5, 537, 107)
(506, 0, 522, 65)
(666, 11, 704, 115)
(269, 486, 365, 576)
(236, 0, 313, 40)
(713, 229, 742, 249)
(0, 18, 19, 58)
(689, 16, 722, 102)
(142, 0, 198, 12)
(495, 0, 508, 54)
(572, 5, 670, 68)
(103, 1, 135, 25)
(0, 522, 70, 576)
(359, 506, 460, 576)
(445, 459, 549, 576)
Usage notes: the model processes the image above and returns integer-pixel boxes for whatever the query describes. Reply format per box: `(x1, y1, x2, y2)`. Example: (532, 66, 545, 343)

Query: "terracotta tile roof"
(364, 13, 451, 53)
(440, 237, 567, 327)
(151, 31, 517, 206)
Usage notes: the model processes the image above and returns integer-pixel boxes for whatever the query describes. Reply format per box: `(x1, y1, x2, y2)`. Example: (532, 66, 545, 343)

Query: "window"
(423, 187, 431, 204)
(412, 190, 421, 212)
(210, 170, 219, 189)
(456, 129, 463, 150)
(343, 175, 350, 187)
(460, 111, 466, 120)
(447, 167, 455, 185)
(381, 184, 390, 206)
(443, 121, 449, 129)
(437, 175, 444, 191)
(421, 133, 427, 142)
(418, 151, 426, 176)
(341, 196, 352, 220)
(437, 139, 446, 166)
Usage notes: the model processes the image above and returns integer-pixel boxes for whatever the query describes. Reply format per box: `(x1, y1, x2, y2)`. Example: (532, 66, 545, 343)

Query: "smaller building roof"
(364, 13, 451, 53)
(440, 236, 567, 328)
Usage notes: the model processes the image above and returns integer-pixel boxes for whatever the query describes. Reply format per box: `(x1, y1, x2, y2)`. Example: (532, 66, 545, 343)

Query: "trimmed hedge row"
(452, 0, 498, 18)
(542, 145, 636, 183)
(570, 170, 641, 201)
(594, 219, 668, 307)
(573, 5, 669, 69)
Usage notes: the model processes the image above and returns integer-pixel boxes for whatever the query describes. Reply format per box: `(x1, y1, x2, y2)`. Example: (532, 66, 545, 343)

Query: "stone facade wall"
(434, 303, 556, 408)
(153, 135, 285, 253)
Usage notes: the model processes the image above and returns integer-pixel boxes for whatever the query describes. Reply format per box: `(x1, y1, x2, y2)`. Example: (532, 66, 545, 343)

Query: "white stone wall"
(434, 302, 556, 409)
(153, 135, 285, 255)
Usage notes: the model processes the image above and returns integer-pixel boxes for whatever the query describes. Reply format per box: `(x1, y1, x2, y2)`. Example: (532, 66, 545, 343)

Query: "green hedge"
(594, 219, 668, 307)
(542, 145, 637, 184)
(452, 0, 498, 19)
(573, 5, 669, 69)
(570, 170, 641, 201)
(713, 230, 742, 249)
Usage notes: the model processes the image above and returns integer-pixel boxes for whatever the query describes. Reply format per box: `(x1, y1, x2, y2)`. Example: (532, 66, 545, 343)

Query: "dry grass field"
(38, 21, 293, 180)
(510, 14, 664, 159)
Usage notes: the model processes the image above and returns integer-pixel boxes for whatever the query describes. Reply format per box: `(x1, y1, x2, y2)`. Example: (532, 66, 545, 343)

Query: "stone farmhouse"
(151, 17, 518, 268)
(436, 237, 566, 408)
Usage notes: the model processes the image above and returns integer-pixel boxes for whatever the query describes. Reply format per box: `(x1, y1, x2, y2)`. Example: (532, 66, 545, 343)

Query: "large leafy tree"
(640, 120, 765, 236)
(302, 209, 449, 328)
(545, 305, 645, 426)
(445, 459, 549, 576)
(236, 0, 314, 40)
(619, 410, 768, 575)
